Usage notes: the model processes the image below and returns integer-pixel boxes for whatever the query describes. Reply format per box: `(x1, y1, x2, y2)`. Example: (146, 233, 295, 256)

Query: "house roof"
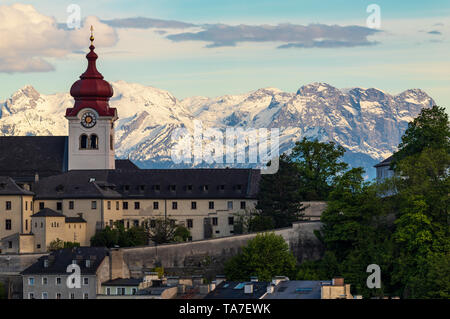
(264, 280, 330, 299)
(374, 155, 393, 168)
(0, 136, 68, 179)
(21, 247, 108, 275)
(102, 278, 142, 287)
(33, 168, 260, 200)
(205, 281, 269, 299)
(31, 208, 65, 218)
(0, 176, 34, 195)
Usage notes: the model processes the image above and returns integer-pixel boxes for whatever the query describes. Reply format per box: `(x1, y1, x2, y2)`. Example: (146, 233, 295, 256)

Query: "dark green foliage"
(90, 221, 147, 248)
(224, 233, 297, 282)
(255, 154, 304, 229)
(146, 218, 178, 244)
(290, 137, 348, 200)
(174, 225, 191, 242)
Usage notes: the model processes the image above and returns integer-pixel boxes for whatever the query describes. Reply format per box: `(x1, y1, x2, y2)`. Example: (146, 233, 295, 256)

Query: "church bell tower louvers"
(66, 27, 117, 170)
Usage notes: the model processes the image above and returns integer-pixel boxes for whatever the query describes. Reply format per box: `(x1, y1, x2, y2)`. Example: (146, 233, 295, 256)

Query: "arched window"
(90, 134, 98, 149)
(80, 134, 88, 149)
(110, 134, 114, 150)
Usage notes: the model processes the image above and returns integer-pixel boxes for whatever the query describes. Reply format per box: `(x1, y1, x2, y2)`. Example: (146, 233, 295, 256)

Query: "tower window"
(80, 134, 88, 149)
(90, 134, 98, 149)
(110, 134, 114, 150)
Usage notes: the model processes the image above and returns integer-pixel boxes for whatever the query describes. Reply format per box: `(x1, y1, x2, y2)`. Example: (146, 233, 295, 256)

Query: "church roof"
(0, 176, 34, 195)
(0, 136, 68, 180)
(33, 168, 260, 200)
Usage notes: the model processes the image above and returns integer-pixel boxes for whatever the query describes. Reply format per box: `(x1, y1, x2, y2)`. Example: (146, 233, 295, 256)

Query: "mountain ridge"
(0, 81, 436, 179)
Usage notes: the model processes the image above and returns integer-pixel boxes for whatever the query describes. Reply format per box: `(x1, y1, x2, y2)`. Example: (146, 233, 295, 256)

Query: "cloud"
(102, 17, 195, 29)
(427, 30, 442, 35)
(166, 23, 380, 48)
(0, 4, 118, 73)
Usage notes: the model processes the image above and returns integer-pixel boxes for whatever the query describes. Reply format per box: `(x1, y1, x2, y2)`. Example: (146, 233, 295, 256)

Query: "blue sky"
(0, 0, 449, 111)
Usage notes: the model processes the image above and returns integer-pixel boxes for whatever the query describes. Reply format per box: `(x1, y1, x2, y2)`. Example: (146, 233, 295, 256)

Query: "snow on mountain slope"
(0, 81, 435, 179)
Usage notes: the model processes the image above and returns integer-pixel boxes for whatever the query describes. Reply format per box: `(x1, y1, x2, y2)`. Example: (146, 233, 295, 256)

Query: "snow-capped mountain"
(0, 82, 435, 179)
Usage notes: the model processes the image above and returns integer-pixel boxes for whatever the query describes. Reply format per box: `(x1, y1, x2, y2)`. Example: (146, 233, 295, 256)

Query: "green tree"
(290, 137, 349, 200)
(393, 105, 450, 166)
(145, 218, 177, 244)
(224, 233, 297, 282)
(174, 225, 191, 242)
(48, 238, 64, 251)
(256, 154, 304, 229)
(90, 221, 147, 248)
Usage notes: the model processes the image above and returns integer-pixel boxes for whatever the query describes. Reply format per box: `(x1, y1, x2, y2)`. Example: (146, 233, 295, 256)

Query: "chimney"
(244, 283, 253, 294)
(109, 248, 130, 280)
(34, 172, 39, 183)
(332, 277, 344, 286)
(267, 284, 275, 294)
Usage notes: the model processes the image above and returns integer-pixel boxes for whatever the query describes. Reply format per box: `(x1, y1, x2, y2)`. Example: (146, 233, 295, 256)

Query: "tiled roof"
(33, 168, 260, 200)
(374, 155, 393, 168)
(31, 208, 65, 218)
(205, 281, 269, 299)
(21, 247, 108, 275)
(102, 278, 142, 286)
(264, 280, 328, 299)
(0, 176, 34, 195)
(65, 216, 87, 223)
(0, 136, 68, 179)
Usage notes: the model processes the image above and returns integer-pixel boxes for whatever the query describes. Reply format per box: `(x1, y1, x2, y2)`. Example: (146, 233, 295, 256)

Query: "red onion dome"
(66, 28, 117, 118)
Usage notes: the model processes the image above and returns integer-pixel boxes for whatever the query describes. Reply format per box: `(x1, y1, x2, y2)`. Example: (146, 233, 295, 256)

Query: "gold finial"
(90, 25, 94, 45)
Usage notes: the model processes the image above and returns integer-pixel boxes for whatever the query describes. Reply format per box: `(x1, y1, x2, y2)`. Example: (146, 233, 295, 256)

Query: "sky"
(0, 0, 449, 111)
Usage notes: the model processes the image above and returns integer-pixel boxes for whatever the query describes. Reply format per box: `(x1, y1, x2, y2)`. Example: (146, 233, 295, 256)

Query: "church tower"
(66, 27, 117, 170)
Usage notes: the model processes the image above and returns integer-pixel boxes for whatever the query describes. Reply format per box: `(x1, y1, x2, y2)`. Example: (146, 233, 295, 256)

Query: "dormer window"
(139, 185, 145, 191)
(44, 259, 49, 268)
(124, 185, 130, 191)
(218, 185, 225, 191)
(153, 185, 160, 191)
(85, 260, 91, 268)
(186, 185, 193, 191)
(235, 184, 243, 191)
(169, 185, 176, 191)
(202, 185, 209, 191)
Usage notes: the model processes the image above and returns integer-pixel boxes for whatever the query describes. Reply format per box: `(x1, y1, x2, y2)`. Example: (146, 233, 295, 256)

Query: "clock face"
(81, 111, 97, 128)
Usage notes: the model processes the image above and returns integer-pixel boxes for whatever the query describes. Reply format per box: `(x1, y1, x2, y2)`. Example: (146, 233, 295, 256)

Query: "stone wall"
(122, 221, 323, 279)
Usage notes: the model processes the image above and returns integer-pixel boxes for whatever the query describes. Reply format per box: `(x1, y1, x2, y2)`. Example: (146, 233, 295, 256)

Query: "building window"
(117, 288, 125, 295)
(91, 201, 97, 209)
(56, 277, 61, 285)
(80, 134, 88, 149)
(172, 202, 178, 210)
(28, 278, 35, 286)
(187, 219, 193, 229)
(69, 293, 75, 299)
(202, 185, 209, 191)
(187, 185, 193, 191)
(29, 293, 34, 299)
(110, 134, 114, 150)
(240, 201, 246, 209)
(227, 201, 233, 210)
(219, 184, 225, 191)
(191, 201, 197, 209)
(8, 241, 12, 249)
(56, 293, 61, 299)
(209, 201, 214, 209)
(69, 201, 74, 210)
(6, 201, 11, 210)
(37, 244, 41, 249)
(56, 202, 62, 210)
(116, 201, 120, 210)
(134, 202, 140, 210)
(123, 202, 128, 210)
(84, 293, 89, 299)
(25, 201, 28, 210)
(25, 220, 28, 231)
(106, 288, 111, 295)
(5, 219, 11, 230)
(107, 201, 111, 210)
(212, 217, 218, 226)
(169, 185, 176, 191)
(153, 202, 159, 210)
(90, 134, 98, 149)
(153, 184, 160, 191)
(126, 221, 130, 229)
(31, 201, 33, 210)
(132, 288, 137, 295)
(133, 220, 139, 227)
(39, 202, 44, 210)
(150, 220, 156, 228)
(42, 277, 48, 285)
(83, 277, 89, 285)
(228, 217, 234, 225)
